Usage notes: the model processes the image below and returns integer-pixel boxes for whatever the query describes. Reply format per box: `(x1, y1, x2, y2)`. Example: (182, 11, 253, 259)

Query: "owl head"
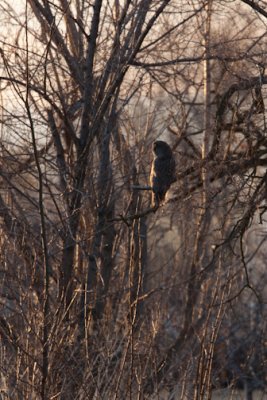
(153, 140, 173, 158)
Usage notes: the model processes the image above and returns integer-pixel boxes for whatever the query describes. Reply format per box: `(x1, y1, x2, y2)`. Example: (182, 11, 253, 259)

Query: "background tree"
(0, 1, 266, 399)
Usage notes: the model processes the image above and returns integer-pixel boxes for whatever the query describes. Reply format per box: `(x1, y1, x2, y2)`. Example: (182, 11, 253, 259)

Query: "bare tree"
(0, 1, 266, 399)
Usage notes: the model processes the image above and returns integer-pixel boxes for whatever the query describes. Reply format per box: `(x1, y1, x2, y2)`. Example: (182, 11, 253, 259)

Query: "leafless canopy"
(0, 1, 266, 399)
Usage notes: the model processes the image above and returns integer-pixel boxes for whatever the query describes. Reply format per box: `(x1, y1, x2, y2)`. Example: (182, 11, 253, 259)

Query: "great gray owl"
(150, 140, 176, 208)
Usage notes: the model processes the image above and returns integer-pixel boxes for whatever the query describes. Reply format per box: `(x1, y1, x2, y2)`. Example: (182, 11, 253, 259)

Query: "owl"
(150, 140, 176, 208)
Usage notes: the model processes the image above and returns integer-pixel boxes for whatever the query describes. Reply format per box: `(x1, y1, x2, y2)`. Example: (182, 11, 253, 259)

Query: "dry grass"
(212, 389, 267, 400)
(155, 388, 267, 400)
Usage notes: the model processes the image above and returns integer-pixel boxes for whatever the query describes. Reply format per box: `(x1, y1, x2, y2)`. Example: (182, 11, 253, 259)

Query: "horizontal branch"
(132, 185, 152, 191)
(131, 52, 265, 68)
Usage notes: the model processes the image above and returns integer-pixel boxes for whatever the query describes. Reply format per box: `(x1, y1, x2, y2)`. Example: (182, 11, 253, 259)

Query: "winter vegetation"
(0, 1, 266, 399)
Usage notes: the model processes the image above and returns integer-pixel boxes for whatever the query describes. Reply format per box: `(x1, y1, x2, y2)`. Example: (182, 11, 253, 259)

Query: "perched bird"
(150, 140, 176, 208)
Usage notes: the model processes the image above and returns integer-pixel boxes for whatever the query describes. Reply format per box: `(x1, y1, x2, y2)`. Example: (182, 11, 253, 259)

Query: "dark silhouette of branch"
(241, 0, 267, 18)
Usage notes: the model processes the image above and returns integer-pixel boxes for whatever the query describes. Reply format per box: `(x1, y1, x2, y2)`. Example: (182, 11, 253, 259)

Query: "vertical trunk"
(244, 380, 253, 400)
(192, 5, 214, 398)
(197, 0, 213, 316)
(84, 104, 117, 323)
(130, 212, 147, 325)
(61, 157, 86, 307)
(93, 200, 116, 319)
(202, 0, 212, 194)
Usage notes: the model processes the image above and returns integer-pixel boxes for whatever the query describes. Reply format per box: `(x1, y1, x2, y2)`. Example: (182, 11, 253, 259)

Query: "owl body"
(150, 140, 176, 207)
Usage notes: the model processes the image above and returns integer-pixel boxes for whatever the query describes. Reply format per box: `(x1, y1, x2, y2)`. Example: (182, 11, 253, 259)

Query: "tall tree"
(0, 1, 266, 398)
